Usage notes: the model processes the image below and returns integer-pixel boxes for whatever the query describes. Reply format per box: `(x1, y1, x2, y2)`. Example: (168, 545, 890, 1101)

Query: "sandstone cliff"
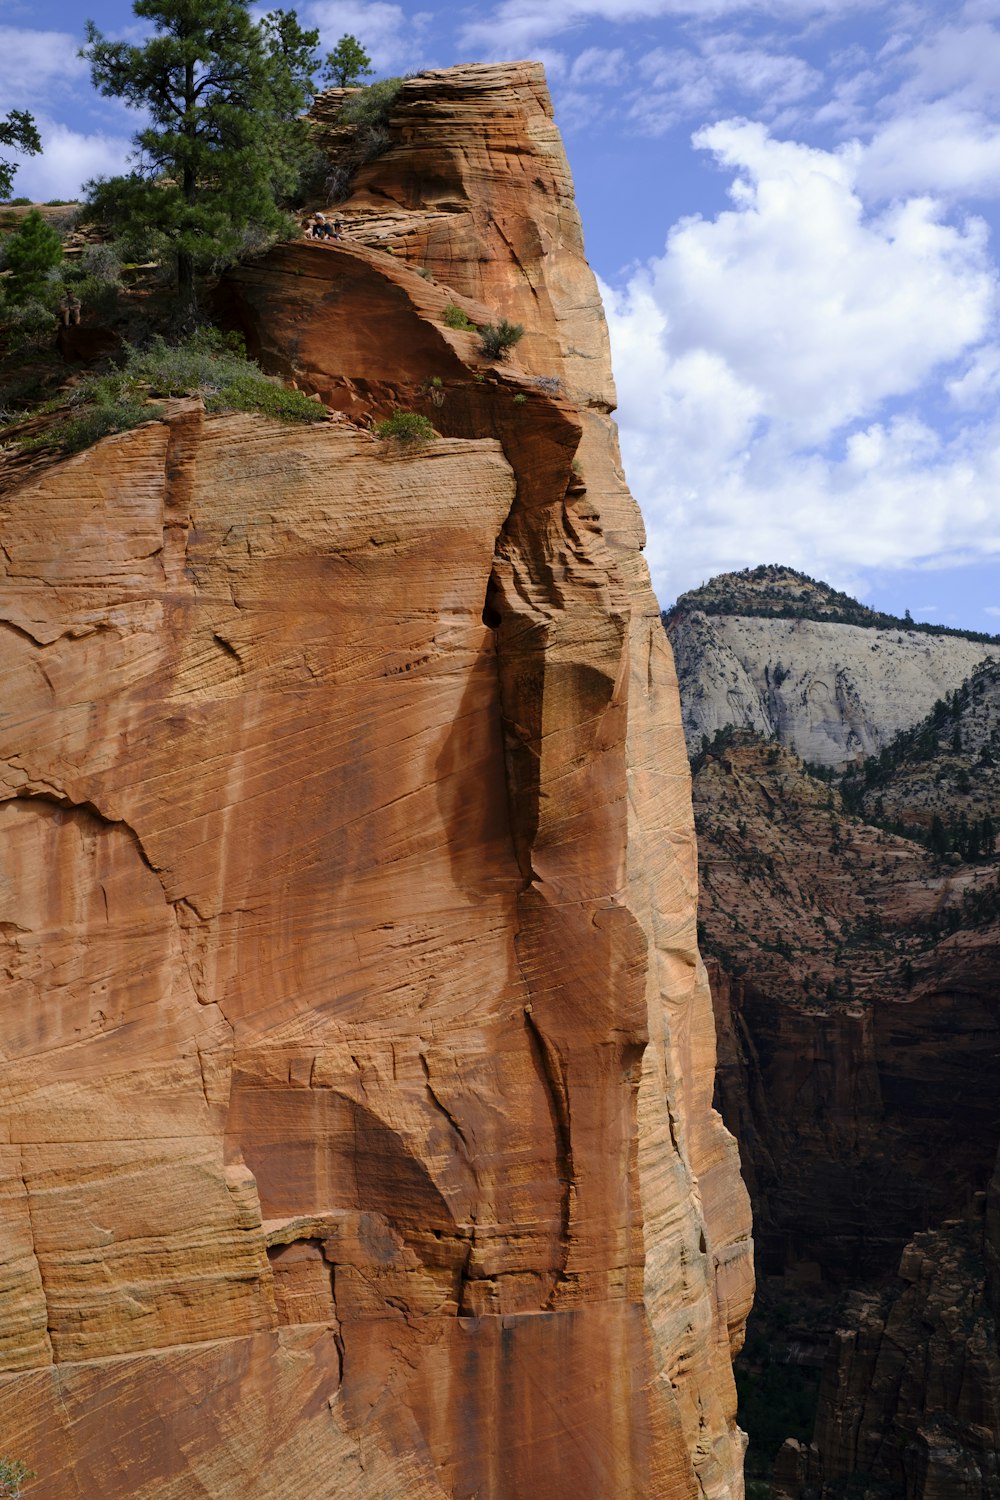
(0, 65, 751, 1499)
(666, 568, 995, 768)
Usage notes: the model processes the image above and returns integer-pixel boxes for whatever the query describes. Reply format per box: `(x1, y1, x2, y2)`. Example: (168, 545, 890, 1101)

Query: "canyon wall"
(0, 65, 752, 1498)
(690, 685, 1000, 1494)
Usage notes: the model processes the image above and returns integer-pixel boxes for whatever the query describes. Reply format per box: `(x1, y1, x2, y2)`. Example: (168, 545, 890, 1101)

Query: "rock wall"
(696, 738, 1000, 1286)
(0, 65, 751, 1499)
(668, 609, 991, 768)
(796, 1180, 1000, 1500)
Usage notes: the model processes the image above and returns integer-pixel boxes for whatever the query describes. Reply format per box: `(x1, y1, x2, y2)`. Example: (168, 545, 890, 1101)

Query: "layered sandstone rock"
(0, 65, 751, 1499)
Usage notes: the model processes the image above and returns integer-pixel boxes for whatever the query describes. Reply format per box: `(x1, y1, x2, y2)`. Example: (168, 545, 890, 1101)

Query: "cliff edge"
(0, 65, 752, 1499)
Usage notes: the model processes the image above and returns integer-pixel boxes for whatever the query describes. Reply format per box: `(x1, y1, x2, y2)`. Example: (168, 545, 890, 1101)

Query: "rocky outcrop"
(666, 570, 994, 768)
(0, 65, 751, 1499)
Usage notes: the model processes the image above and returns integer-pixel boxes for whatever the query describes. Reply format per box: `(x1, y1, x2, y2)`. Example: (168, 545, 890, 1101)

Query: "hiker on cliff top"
(312, 214, 335, 240)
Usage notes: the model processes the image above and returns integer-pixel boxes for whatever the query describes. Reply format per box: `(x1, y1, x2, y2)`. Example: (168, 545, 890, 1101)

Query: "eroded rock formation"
(0, 65, 751, 1499)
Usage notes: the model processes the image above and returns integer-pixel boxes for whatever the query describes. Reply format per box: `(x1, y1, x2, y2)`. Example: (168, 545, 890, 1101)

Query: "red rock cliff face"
(0, 64, 752, 1498)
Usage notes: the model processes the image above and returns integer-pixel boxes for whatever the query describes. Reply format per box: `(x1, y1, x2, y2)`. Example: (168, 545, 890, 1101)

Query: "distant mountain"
(841, 658, 1000, 849)
(665, 565, 998, 768)
(666, 563, 1000, 642)
(670, 577, 1000, 1496)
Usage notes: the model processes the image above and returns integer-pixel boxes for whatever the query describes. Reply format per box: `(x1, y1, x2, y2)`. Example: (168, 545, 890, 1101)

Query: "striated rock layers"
(0, 65, 751, 1499)
(666, 569, 994, 768)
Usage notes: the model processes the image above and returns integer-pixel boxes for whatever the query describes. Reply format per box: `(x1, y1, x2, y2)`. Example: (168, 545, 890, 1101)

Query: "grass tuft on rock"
(374, 410, 436, 444)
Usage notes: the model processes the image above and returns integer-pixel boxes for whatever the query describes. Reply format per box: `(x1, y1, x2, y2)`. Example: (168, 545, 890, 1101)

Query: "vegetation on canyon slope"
(694, 679, 1000, 1495)
(1, 328, 323, 454)
(81, 0, 322, 308)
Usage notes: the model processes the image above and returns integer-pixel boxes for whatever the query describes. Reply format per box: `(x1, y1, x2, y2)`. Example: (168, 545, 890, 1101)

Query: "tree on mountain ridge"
(323, 34, 373, 88)
(81, 0, 320, 309)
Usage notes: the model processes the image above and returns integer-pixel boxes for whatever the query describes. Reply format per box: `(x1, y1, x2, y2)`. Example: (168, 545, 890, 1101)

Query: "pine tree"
(3, 209, 62, 301)
(324, 34, 373, 88)
(0, 111, 41, 202)
(82, 1, 319, 309)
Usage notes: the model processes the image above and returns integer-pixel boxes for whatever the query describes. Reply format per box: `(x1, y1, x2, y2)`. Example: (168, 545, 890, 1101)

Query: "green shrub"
(2, 209, 62, 301)
(0, 295, 55, 351)
(60, 399, 162, 452)
(443, 302, 475, 331)
(0, 1456, 35, 1497)
(478, 318, 525, 361)
(338, 77, 407, 166)
(11, 327, 323, 456)
(340, 76, 405, 133)
(81, 329, 323, 423)
(512, 392, 527, 405)
(374, 410, 436, 443)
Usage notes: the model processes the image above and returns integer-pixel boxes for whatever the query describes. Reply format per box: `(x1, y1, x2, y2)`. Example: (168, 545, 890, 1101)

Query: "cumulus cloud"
(305, 1, 433, 75)
(7, 118, 132, 201)
(857, 103, 1000, 200)
(458, 0, 871, 56)
(599, 122, 1000, 603)
(0, 27, 88, 105)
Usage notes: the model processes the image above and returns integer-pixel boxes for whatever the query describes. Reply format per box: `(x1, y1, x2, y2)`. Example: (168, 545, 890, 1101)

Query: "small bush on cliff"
(9, 327, 322, 455)
(60, 398, 162, 453)
(81, 329, 323, 422)
(374, 410, 436, 443)
(443, 302, 476, 332)
(478, 318, 525, 361)
(0, 1457, 35, 1498)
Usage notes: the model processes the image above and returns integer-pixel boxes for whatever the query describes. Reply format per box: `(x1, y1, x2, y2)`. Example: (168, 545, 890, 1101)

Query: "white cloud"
(857, 104, 1000, 200)
(630, 37, 819, 132)
(0, 27, 87, 106)
(458, 0, 873, 56)
(305, 1, 433, 75)
(643, 121, 995, 444)
(6, 118, 132, 201)
(599, 121, 1000, 604)
(947, 343, 1000, 407)
(569, 46, 627, 86)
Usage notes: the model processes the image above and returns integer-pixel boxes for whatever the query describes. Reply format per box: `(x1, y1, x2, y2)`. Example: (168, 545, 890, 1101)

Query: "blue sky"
(3, 0, 1000, 627)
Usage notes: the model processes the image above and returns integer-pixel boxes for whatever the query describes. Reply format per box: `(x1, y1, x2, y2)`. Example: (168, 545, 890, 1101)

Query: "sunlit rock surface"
(0, 64, 751, 1499)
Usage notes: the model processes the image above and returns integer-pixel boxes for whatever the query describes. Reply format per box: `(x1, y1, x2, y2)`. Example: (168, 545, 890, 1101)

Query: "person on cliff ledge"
(60, 291, 81, 326)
